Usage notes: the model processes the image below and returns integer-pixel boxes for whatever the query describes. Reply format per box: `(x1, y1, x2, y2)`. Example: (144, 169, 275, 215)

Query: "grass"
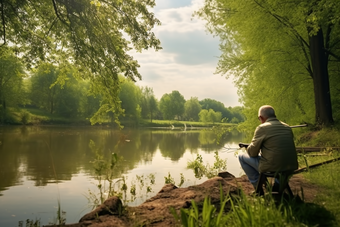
(0, 107, 90, 125)
(172, 167, 339, 227)
(303, 161, 340, 225)
(171, 185, 335, 227)
(138, 119, 235, 128)
(172, 126, 340, 227)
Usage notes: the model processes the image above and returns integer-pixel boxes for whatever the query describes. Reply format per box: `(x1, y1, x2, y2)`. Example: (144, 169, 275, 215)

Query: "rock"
(218, 171, 236, 179)
(79, 196, 123, 222)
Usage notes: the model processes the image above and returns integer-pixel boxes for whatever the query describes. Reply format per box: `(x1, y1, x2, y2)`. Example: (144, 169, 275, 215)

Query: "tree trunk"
(309, 28, 333, 126)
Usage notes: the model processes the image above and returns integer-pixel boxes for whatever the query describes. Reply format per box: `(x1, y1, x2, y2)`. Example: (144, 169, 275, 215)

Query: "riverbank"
(1, 107, 235, 129)
(45, 171, 334, 227)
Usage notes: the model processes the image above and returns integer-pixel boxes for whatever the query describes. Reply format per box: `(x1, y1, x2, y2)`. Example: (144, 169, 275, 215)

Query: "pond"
(0, 125, 246, 226)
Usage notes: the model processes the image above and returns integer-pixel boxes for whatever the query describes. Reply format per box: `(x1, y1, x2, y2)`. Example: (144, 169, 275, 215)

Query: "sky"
(132, 0, 241, 107)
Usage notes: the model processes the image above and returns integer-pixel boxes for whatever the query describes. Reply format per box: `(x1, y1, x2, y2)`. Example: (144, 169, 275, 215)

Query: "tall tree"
(184, 97, 202, 121)
(159, 91, 186, 120)
(30, 64, 59, 114)
(0, 47, 25, 122)
(30, 63, 84, 117)
(0, 0, 161, 124)
(199, 98, 232, 121)
(140, 86, 158, 122)
(119, 77, 142, 123)
(197, 0, 340, 127)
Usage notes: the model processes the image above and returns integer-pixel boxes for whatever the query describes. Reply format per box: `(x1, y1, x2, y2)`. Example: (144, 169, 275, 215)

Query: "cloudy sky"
(132, 0, 241, 107)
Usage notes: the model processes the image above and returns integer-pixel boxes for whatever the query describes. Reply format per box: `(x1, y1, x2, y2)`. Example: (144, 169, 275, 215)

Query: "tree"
(159, 91, 186, 120)
(198, 109, 209, 123)
(197, 0, 340, 127)
(119, 77, 142, 124)
(229, 106, 246, 123)
(199, 109, 222, 123)
(199, 98, 232, 121)
(184, 97, 202, 121)
(140, 86, 158, 122)
(0, 47, 26, 122)
(0, 0, 161, 124)
(30, 63, 84, 117)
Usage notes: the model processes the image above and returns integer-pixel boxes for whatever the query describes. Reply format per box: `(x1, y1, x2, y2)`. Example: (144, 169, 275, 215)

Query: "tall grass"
(172, 188, 336, 227)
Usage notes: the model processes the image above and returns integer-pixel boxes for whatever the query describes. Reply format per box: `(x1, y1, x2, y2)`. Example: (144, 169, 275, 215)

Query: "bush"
(20, 110, 31, 125)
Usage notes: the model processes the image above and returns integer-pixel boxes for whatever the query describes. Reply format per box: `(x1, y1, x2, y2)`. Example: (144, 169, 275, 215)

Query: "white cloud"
(132, 0, 241, 107)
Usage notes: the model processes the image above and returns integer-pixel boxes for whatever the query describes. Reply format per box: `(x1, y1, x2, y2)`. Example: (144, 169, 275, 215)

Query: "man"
(238, 105, 298, 189)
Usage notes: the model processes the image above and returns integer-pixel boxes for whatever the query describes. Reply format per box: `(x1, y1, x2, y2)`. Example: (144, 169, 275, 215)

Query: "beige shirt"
(247, 117, 298, 173)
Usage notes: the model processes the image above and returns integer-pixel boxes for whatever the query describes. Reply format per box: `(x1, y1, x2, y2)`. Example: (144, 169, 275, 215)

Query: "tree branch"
(324, 49, 340, 61)
(51, 0, 69, 27)
(252, 0, 309, 48)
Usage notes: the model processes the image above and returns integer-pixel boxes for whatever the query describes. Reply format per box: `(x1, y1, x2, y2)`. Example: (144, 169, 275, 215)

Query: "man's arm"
(247, 126, 265, 157)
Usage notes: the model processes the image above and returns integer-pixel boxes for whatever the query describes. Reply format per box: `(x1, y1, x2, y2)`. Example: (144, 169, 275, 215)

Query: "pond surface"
(0, 125, 246, 226)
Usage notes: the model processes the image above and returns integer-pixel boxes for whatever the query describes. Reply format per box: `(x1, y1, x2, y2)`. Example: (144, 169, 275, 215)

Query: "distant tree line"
(0, 52, 244, 125)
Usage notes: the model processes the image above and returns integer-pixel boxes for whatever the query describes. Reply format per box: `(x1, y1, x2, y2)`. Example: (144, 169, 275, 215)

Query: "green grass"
(303, 161, 340, 225)
(171, 185, 335, 227)
(138, 119, 235, 128)
(172, 168, 339, 227)
(1, 107, 94, 125)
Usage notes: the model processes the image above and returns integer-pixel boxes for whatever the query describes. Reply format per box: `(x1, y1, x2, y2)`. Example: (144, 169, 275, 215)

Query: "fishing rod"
(220, 123, 308, 153)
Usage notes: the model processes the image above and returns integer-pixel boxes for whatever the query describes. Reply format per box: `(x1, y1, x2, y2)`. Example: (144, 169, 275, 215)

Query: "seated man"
(238, 105, 298, 189)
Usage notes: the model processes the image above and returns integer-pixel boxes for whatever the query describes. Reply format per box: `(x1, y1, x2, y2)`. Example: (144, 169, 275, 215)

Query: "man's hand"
(239, 143, 249, 148)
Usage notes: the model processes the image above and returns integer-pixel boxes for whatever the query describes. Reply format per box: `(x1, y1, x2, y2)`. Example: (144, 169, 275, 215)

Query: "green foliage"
(87, 140, 124, 206)
(18, 219, 41, 227)
(164, 172, 176, 184)
(187, 154, 205, 179)
(227, 193, 301, 227)
(296, 126, 340, 147)
(1, 0, 161, 125)
(29, 63, 87, 118)
(128, 173, 156, 202)
(199, 109, 222, 124)
(171, 185, 230, 227)
(159, 91, 186, 120)
(20, 110, 31, 125)
(178, 173, 186, 188)
(172, 187, 334, 227)
(198, 109, 209, 123)
(187, 152, 227, 179)
(184, 97, 202, 121)
(140, 86, 158, 122)
(196, 0, 340, 128)
(303, 161, 340, 224)
(0, 47, 26, 123)
(200, 98, 232, 121)
(171, 196, 230, 227)
(118, 77, 143, 125)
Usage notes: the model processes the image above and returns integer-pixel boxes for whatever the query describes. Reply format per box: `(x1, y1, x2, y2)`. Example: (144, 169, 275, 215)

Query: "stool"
(255, 172, 294, 197)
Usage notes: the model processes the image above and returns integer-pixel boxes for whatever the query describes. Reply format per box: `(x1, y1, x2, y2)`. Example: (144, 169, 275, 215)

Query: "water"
(0, 125, 246, 226)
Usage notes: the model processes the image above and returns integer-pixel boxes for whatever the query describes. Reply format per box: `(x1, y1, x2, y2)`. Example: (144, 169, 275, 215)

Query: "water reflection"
(0, 125, 245, 226)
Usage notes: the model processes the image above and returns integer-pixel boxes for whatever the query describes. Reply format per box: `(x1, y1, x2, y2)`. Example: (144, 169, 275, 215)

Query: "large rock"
(79, 196, 123, 222)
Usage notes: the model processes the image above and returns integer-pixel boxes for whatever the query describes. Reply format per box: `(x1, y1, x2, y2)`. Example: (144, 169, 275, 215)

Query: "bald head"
(258, 105, 276, 119)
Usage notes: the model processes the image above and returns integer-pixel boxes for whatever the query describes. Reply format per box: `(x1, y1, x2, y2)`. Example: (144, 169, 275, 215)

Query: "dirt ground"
(51, 172, 320, 227)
